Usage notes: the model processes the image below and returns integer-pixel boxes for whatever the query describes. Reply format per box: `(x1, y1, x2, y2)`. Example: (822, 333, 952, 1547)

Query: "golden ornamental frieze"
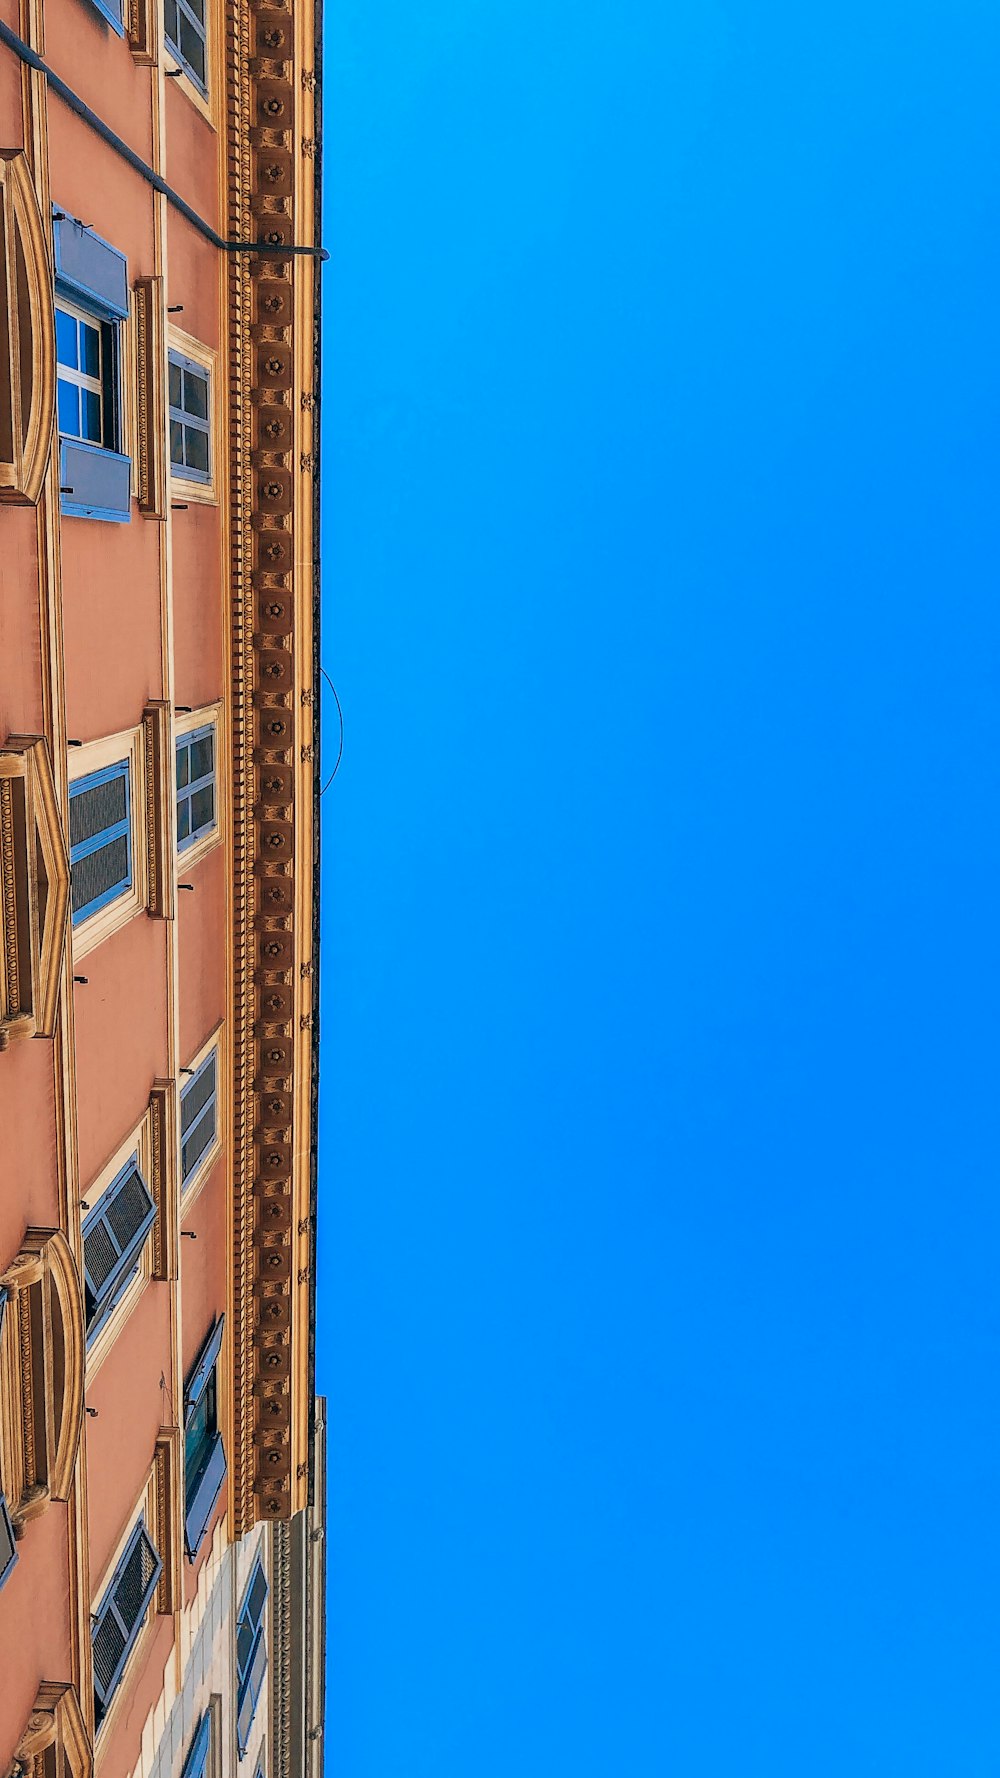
(226, 0, 317, 1535)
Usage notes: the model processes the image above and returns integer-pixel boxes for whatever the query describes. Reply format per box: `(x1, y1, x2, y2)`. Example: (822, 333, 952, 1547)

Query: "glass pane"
(58, 377, 80, 437)
(181, 1103, 215, 1183)
(56, 307, 78, 368)
(185, 426, 209, 474)
(185, 1392, 212, 1486)
(190, 734, 214, 783)
(177, 800, 191, 842)
(176, 742, 190, 790)
(70, 769, 128, 847)
(71, 834, 130, 917)
(82, 322, 101, 379)
(83, 389, 103, 443)
(170, 418, 185, 467)
(165, 0, 179, 45)
(183, 367, 209, 420)
(169, 358, 182, 409)
(191, 784, 215, 834)
(179, 15, 206, 83)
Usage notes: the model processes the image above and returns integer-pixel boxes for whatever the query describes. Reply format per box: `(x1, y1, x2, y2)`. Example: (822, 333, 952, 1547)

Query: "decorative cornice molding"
(225, 0, 317, 1536)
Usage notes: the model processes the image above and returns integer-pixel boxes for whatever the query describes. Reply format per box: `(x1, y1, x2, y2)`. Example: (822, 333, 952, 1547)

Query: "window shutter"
(180, 1051, 217, 1185)
(60, 438, 132, 523)
(181, 1711, 213, 1778)
(92, 1519, 162, 1724)
(185, 1316, 225, 1422)
(83, 1158, 156, 1334)
(184, 1434, 226, 1559)
(52, 215, 128, 319)
(69, 763, 132, 920)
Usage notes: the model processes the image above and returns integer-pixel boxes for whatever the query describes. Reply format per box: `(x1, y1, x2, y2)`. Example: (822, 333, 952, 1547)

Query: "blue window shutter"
(69, 761, 133, 921)
(184, 1435, 226, 1559)
(83, 1158, 156, 1340)
(52, 215, 128, 318)
(60, 438, 131, 523)
(236, 1558, 269, 1754)
(185, 1316, 225, 1422)
(181, 1711, 213, 1778)
(92, 1520, 162, 1728)
(0, 1494, 18, 1591)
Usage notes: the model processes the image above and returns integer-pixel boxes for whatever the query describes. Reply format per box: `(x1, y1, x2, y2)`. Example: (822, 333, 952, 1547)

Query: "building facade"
(0, 0, 324, 1764)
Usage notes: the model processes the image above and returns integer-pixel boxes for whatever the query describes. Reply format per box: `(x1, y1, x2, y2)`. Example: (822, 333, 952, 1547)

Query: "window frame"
(68, 726, 149, 959)
(183, 1316, 227, 1559)
(82, 1154, 156, 1349)
(165, 0, 208, 99)
(53, 216, 131, 522)
(181, 1709, 214, 1778)
(235, 1555, 269, 1758)
(56, 296, 113, 448)
(167, 325, 219, 503)
(68, 758, 133, 924)
(84, 1110, 159, 1377)
(91, 1514, 162, 1732)
(180, 1028, 222, 1201)
(175, 705, 222, 866)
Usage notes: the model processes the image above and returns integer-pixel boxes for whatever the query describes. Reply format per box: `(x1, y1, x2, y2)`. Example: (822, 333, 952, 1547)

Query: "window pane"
(70, 770, 128, 847)
(56, 308, 78, 368)
(184, 0, 205, 26)
(190, 733, 214, 781)
(181, 1102, 215, 1183)
(186, 426, 209, 474)
(58, 378, 80, 437)
(165, 0, 179, 45)
(169, 357, 182, 409)
(82, 322, 101, 379)
(83, 389, 103, 443)
(181, 1054, 216, 1137)
(177, 801, 191, 842)
(71, 835, 130, 917)
(183, 367, 209, 420)
(177, 742, 190, 790)
(170, 418, 185, 467)
(190, 783, 215, 834)
(179, 15, 206, 82)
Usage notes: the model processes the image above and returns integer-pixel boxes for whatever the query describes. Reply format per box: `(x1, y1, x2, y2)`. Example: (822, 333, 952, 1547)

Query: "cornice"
(225, 0, 319, 1535)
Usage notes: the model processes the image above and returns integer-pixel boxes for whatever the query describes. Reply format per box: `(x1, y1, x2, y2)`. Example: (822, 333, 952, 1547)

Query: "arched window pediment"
(0, 150, 56, 507)
(0, 737, 71, 1051)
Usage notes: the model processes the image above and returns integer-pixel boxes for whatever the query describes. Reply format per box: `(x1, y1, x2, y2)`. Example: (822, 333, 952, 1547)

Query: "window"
(184, 1317, 226, 1558)
(92, 1517, 162, 1730)
(83, 1155, 156, 1346)
(69, 761, 132, 925)
(169, 349, 211, 481)
(165, 0, 207, 93)
(52, 211, 130, 521)
(177, 724, 216, 853)
(0, 1490, 18, 1591)
(236, 1557, 269, 1757)
(0, 737, 71, 1050)
(56, 301, 114, 446)
(181, 1046, 218, 1192)
(182, 1710, 214, 1778)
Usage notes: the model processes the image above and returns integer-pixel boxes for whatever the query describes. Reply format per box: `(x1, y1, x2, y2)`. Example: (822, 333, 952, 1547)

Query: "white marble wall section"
(127, 1519, 272, 1778)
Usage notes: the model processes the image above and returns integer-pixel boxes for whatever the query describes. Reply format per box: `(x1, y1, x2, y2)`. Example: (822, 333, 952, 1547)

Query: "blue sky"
(318, 4, 1000, 1773)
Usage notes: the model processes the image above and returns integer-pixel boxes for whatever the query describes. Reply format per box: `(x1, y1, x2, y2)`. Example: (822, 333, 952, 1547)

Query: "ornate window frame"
(7, 1681, 92, 1778)
(0, 151, 56, 508)
(84, 1082, 178, 1376)
(0, 736, 70, 1052)
(0, 1229, 86, 1542)
(68, 707, 174, 960)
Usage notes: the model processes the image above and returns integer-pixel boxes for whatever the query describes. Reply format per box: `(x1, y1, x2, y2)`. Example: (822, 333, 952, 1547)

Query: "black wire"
(319, 667, 344, 795)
